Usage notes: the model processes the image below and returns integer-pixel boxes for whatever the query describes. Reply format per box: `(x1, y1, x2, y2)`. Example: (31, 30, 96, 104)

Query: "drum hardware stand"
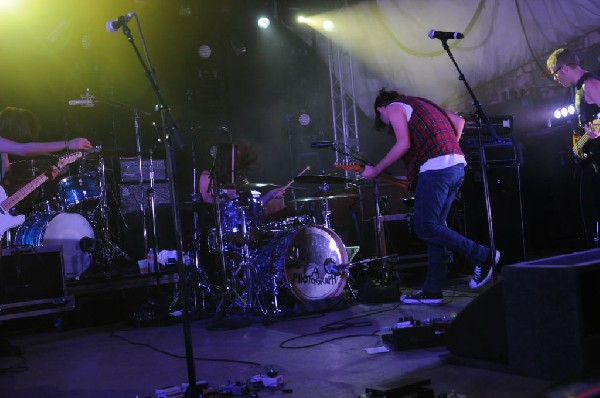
(146, 149, 160, 270)
(317, 182, 333, 228)
(94, 153, 131, 265)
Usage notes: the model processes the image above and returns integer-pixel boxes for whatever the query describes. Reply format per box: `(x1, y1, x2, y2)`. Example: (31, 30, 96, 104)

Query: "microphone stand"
(115, 19, 198, 397)
(437, 38, 498, 278)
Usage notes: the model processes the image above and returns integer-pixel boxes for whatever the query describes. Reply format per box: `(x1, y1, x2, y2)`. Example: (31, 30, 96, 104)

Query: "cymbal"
(289, 193, 357, 203)
(220, 182, 278, 189)
(294, 174, 352, 184)
(179, 200, 210, 211)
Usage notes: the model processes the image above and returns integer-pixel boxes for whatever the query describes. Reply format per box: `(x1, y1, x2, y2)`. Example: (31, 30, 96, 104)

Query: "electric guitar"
(333, 161, 411, 190)
(573, 119, 600, 160)
(0, 152, 83, 236)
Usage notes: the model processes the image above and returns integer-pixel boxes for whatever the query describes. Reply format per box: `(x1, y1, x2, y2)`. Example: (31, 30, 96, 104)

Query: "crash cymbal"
(219, 182, 278, 189)
(293, 174, 352, 184)
(289, 193, 357, 203)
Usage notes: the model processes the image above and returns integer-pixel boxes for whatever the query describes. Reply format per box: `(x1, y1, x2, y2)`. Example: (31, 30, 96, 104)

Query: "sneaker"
(469, 250, 501, 289)
(400, 290, 443, 305)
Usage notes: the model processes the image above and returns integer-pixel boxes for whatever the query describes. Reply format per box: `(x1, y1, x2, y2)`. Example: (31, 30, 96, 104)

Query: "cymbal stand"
(133, 110, 149, 257)
(318, 182, 332, 228)
(146, 149, 160, 272)
(95, 154, 130, 264)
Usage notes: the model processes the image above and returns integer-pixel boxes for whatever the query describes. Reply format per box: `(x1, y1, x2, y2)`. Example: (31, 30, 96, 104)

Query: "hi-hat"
(289, 193, 357, 203)
(294, 174, 352, 184)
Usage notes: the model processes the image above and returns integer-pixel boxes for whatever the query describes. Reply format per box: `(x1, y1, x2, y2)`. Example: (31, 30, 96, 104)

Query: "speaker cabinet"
(462, 164, 525, 265)
(119, 182, 171, 215)
(503, 251, 600, 380)
(446, 249, 600, 380)
(0, 246, 74, 320)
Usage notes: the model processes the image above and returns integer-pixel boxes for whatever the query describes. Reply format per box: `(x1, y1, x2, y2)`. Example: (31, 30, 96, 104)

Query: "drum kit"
(5, 148, 124, 280)
(4, 148, 359, 316)
(200, 173, 356, 317)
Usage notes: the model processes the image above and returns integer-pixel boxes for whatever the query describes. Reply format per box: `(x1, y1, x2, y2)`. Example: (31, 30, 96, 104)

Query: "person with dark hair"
(198, 142, 285, 212)
(361, 89, 499, 304)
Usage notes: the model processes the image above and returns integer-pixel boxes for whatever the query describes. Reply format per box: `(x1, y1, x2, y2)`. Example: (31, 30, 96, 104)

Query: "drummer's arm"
(260, 187, 285, 206)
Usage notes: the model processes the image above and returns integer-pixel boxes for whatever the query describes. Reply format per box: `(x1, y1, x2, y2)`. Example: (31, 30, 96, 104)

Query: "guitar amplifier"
(460, 136, 517, 163)
(463, 115, 514, 136)
(119, 157, 167, 182)
(119, 182, 171, 214)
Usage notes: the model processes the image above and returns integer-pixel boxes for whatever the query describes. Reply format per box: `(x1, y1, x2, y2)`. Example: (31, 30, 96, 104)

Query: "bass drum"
(253, 224, 348, 302)
(13, 213, 95, 280)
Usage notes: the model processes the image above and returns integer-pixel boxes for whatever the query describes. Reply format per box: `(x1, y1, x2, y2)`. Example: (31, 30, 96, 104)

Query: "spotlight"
(297, 15, 309, 24)
(323, 20, 335, 31)
(298, 113, 311, 126)
(257, 17, 270, 29)
(560, 107, 568, 117)
(198, 45, 212, 59)
(568, 105, 575, 115)
(554, 109, 561, 119)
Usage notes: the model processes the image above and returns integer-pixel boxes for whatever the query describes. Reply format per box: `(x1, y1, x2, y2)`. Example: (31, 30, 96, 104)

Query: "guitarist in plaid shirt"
(361, 89, 499, 305)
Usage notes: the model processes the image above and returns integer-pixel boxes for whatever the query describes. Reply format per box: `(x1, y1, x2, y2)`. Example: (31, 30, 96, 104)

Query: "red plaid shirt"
(397, 95, 463, 184)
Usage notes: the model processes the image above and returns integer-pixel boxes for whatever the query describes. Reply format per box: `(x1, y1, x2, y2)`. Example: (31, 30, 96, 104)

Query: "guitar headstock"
(57, 152, 83, 168)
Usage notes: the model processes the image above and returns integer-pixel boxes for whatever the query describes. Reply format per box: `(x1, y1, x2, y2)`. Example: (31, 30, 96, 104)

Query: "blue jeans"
(413, 163, 491, 294)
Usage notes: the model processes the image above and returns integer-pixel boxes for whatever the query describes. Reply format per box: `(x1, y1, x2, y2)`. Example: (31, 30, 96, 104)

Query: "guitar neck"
(1, 173, 49, 211)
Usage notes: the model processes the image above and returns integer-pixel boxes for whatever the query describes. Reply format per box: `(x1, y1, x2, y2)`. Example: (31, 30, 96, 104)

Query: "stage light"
(297, 15, 309, 24)
(560, 107, 568, 117)
(198, 45, 212, 59)
(298, 113, 311, 126)
(554, 109, 561, 119)
(257, 17, 270, 29)
(568, 105, 575, 115)
(323, 20, 334, 31)
(0, 0, 17, 11)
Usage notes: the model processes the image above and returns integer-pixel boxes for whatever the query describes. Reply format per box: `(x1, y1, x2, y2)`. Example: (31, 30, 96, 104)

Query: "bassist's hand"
(584, 121, 600, 139)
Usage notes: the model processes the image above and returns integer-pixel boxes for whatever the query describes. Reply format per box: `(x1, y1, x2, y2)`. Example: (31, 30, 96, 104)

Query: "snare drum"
(252, 224, 348, 302)
(13, 212, 95, 279)
(57, 172, 101, 210)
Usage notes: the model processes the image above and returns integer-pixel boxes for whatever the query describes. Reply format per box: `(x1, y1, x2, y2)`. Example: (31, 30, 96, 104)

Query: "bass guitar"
(333, 161, 411, 190)
(573, 119, 600, 160)
(0, 151, 83, 236)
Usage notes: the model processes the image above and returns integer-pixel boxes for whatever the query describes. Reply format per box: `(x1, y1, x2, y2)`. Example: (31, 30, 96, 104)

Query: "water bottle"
(147, 248, 155, 273)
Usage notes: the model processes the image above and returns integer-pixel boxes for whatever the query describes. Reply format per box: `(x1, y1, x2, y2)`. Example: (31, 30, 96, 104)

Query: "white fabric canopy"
(297, 0, 600, 116)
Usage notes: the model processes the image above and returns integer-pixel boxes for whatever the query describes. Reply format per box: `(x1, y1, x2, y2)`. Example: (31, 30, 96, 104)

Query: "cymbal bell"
(289, 193, 357, 203)
(294, 174, 352, 184)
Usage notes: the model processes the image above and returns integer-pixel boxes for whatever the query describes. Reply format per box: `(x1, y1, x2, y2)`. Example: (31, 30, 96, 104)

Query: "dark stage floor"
(2, 259, 600, 398)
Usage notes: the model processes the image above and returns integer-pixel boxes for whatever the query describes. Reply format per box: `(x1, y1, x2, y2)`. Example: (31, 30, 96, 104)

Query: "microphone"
(428, 29, 464, 40)
(324, 258, 343, 276)
(68, 99, 94, 107)
(106, 12, 136, 33)
(311, 141, 334, 148)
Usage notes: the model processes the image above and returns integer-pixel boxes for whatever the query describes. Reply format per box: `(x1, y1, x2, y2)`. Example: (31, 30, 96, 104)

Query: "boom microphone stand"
(111, 15, 198, 396)
(435, 37, 498, 278)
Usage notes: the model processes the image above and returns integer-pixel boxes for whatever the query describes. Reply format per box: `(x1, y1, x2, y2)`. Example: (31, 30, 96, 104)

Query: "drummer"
(0, 107, 92, 212)
(198, 142, 285, 216)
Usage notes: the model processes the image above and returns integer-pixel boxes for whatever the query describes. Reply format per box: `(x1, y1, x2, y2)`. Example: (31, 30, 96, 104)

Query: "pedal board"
(382, 318, 451, 350)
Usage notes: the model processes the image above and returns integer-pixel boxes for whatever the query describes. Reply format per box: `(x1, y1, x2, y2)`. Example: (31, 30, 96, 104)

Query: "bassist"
(547, 48, 600, 247)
